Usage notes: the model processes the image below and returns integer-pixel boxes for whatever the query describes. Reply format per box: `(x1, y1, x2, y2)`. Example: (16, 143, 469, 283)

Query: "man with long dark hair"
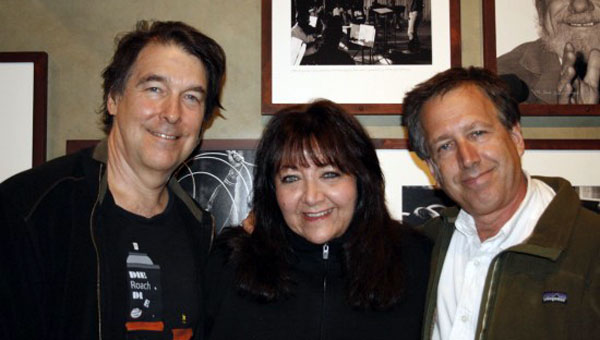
(0, 20, 225, 339)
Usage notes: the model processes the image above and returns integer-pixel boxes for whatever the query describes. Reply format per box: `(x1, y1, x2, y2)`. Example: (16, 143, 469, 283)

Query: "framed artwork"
(0, 52, 48, 182)
(66, 138, 600, 232)
(482, 0, 600, 115)
(175, 140, 258, 234)
(262, 0, 462, 115)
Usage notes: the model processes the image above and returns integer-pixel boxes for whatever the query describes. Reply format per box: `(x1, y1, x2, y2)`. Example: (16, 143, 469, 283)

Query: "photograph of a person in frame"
(290, 0, 433, 65)
(497, 0, 600, 104)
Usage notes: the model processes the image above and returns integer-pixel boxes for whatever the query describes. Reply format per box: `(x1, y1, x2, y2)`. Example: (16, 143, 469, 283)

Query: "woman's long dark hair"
(225, 99, 407, 309)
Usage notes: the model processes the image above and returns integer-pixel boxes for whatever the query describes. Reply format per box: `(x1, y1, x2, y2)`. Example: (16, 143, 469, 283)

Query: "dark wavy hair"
(402, 66, 521, 160)
(98, 20, 226, 134)
(224, 99, 408, 309)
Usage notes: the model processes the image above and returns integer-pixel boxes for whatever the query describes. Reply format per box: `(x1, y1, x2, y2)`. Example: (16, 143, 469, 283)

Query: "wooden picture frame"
(0, 52, 48, 181)
(482, 0, 600, 115)
(262, 0, 462, 115)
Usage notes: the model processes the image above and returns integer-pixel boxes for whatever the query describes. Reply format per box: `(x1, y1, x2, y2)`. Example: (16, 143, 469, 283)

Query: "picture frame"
(262, 0, 462, 115)
(482, 0, 600, 115)
(0, 52, 48, 182)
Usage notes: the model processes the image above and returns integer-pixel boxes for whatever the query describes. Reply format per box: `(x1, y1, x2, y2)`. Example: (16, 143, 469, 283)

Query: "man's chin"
(541, 29, 600, 61)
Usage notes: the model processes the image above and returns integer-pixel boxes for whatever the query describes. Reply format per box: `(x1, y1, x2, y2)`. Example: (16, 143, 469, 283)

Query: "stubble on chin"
(539, 23, 600, 61)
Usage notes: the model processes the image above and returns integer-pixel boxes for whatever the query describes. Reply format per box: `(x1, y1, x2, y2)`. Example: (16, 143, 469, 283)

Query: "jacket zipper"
(90, 164, 104, 340)
(476, 254, 502, 340)
(319, 243, 329, 340)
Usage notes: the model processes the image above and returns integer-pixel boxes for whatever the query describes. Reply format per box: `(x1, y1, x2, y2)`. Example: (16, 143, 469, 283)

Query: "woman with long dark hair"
(203, 100, 431, 340)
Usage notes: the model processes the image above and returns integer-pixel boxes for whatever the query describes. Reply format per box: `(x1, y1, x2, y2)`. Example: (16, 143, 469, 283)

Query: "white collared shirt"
(432, 174, 556, 340)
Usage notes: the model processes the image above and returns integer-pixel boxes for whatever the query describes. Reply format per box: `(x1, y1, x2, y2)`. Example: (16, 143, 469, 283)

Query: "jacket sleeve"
(0, 188, 11, 339)
(0, 183, 45, 339)
(583, 240, 600, 335)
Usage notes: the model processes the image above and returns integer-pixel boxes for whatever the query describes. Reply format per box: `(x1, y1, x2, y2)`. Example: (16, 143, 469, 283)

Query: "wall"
(0, 0, 598, 160)
(0, 0, 262, 159)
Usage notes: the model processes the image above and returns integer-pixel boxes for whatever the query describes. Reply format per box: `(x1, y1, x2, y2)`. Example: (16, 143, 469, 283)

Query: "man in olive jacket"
(402, 66, 599, 339)
(0, 21, 225, 339)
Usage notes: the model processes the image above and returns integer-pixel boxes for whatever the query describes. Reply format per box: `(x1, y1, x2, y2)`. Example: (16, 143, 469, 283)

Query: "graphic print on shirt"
(126, 242, 164, 331)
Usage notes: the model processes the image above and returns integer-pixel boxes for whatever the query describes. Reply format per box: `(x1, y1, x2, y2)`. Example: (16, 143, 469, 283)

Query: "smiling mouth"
(566, 22, 598, 27)
(150, 130, 178, 140)
(462, 169, 493, 187)
(304, 208, 333, 219)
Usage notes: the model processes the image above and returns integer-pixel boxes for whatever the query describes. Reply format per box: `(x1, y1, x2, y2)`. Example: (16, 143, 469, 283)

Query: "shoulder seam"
(24, 175, 86, 222)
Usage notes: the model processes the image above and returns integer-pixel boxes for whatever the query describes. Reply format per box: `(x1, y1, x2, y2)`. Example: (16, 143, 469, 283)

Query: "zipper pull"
(322, 244, 329, 260)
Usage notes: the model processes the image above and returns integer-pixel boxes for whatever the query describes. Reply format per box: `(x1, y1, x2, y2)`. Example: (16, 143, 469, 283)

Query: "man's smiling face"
(107, 42, 207, 177)
(420, 84, 527, 222)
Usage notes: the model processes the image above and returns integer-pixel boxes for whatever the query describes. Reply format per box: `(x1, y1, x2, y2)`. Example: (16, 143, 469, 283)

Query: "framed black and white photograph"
(176, 141, 257, 234)
(483, 0, 600, 115)
(0, 52, 47, 182)
(262, 0, 462, 115)
(401, 186, 452, 226)
(575, 186, 600, 214)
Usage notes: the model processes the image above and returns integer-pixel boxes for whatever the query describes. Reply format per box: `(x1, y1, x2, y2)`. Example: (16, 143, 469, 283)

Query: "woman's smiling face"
(275, 158, 357, 245)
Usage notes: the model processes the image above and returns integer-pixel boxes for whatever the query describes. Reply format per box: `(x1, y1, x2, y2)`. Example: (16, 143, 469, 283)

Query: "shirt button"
(474, 260, 480, 266)
(461, 315, 468, 322)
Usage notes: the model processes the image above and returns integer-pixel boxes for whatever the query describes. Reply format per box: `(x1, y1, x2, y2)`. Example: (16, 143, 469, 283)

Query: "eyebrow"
(136, 73, 206, 94)
(429, 121, 494, 145)
(136, 74, 166, 87)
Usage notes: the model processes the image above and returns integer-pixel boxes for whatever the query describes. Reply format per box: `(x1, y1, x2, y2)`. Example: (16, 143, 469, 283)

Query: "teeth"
(305, 209, 331, 218)
(569, 22, 596, 27)
(151, 131, 177, 140)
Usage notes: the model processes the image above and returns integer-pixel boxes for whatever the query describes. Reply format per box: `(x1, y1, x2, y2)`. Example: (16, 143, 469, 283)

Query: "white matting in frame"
(0, 63, 34, 182)
(494, 0, 539, 57)
(271, 0, 452, 105)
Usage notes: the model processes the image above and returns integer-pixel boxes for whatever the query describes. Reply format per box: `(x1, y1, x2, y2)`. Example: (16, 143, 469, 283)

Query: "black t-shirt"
(97, 190, 198, 340)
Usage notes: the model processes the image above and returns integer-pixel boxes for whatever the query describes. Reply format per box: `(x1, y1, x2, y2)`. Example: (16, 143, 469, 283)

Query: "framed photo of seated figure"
(483, 0, 600, 115)
(262, 0, 462, 115)
(0, 52, 48, 182)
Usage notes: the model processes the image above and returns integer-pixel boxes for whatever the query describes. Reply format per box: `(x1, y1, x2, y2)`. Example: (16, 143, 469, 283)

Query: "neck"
(474, 174, 528, 242)
(106, 136, 172, 218)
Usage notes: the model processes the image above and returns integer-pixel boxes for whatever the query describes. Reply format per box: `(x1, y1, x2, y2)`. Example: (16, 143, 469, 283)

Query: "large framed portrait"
(0, 52, 48, 182)
(483, 0, 600, 115)
(262, 0, 462, 115)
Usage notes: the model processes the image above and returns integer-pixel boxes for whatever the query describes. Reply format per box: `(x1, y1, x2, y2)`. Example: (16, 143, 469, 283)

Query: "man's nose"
(161, 97, 182, 124)
(570, 0, 594, 13)
(457, 141, 480, 169)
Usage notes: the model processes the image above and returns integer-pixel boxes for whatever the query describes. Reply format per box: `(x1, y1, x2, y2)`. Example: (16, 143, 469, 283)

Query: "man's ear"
(107, 93, 119, 116)
(509, 123, 525, 157)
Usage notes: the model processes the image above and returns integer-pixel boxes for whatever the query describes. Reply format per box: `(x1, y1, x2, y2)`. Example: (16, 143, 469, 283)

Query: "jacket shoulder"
(419, 206, 458, 240)
(497, 40, 542, 65)
(0, 147, 98, 218)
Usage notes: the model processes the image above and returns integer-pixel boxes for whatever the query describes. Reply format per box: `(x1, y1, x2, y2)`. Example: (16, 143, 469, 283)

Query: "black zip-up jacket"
(0, 140, 214, 339)
(204, 227, 431, 340)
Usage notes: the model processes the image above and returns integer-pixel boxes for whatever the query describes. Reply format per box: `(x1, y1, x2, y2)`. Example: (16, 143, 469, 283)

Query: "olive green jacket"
(422, 176, 600, 340)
